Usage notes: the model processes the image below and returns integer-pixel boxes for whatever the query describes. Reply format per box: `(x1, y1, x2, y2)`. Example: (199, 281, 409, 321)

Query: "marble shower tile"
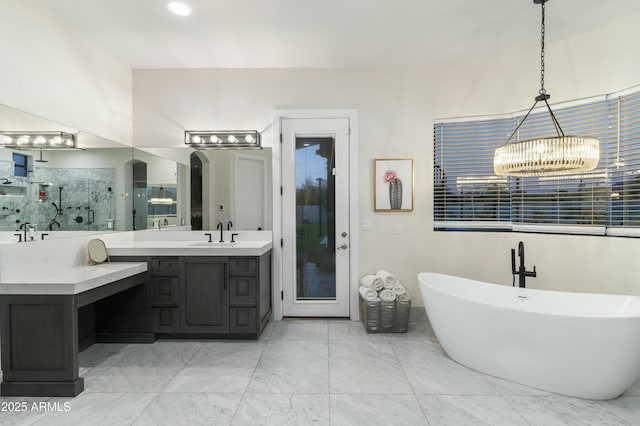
(505, 395, 631, 426)
(34, 393, 156, 426)
(163, 342, 265, 393)
(247, 340, 328, 394)
(231, 394, 330, 426)
(417, 395, 528, 426)
(330, 394, 428, 426)
(133, 393, 242, 426)
(269, 319, 329, 340)
(389, 338, 496, 395)
(329, 339, 412, 394)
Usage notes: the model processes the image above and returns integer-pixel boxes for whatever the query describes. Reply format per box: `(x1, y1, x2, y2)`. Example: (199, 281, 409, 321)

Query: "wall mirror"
(191, 148, 272, 231)
(0, 104, 134, 238)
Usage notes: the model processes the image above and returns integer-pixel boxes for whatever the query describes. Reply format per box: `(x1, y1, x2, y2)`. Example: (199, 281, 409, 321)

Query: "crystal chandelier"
(493, 0, 599, 177)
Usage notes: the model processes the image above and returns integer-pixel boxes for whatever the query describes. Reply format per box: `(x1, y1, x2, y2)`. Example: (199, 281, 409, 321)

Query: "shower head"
(2, 178, 12, 185)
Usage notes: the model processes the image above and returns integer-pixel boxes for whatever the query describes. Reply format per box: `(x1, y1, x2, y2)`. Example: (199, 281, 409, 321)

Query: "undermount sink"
(190, 241, 239, 247)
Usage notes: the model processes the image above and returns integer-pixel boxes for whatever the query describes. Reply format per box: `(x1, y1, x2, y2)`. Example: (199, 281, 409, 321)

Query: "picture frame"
(373, 158, 414, 212)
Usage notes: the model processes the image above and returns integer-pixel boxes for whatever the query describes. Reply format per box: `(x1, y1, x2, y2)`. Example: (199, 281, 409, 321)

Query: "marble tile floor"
(1, 319, 639, 425)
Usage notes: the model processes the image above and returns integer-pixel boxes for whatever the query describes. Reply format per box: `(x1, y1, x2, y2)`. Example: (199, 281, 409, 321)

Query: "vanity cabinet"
(111, 251, 271, 339)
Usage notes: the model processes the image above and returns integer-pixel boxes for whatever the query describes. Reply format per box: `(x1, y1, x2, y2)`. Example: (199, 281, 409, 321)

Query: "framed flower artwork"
(373, 158, 414, 212)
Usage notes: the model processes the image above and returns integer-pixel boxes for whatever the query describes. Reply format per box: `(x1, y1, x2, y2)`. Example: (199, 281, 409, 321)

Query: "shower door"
(282, 118, 351, 317)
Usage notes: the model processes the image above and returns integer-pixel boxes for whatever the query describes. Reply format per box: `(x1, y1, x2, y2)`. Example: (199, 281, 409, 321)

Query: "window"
(434, 85, 640, 237)
(12, 153, 28, 177)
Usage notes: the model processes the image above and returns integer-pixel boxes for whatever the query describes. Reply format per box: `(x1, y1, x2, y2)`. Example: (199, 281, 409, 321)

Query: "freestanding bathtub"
(418, 272, 640, 400)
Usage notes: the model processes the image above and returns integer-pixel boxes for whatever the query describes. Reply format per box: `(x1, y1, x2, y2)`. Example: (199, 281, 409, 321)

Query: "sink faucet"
(511, 241, 536, 288)
(216, 222, 224, 243)
(19, 222, 31, 242)
(227, 221, 233, 231)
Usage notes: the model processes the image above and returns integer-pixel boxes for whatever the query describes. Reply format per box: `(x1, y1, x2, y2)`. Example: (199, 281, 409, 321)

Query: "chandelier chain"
(539, 1, 546, 95)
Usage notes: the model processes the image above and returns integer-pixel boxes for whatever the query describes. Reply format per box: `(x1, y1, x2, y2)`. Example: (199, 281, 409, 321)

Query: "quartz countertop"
(0, 262, 148, 295)
(106, 240, 273, 257)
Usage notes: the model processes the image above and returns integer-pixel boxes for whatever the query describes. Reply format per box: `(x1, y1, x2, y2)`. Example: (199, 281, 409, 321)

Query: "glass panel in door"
(295, 137, 336, 300)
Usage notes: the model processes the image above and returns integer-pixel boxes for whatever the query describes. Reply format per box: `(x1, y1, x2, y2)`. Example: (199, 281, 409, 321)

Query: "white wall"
(132, 10, 640, 303)
(0, 0, 132, 146)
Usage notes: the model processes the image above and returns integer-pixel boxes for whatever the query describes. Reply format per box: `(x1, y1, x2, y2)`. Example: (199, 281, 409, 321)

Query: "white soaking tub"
(418, 272, 640, 400)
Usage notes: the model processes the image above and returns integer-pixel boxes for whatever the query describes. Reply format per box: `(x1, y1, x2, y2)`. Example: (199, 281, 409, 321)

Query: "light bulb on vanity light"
(52, 136, 62, 145)
(209, 135, 219, 143)
(192, 135, 202, 143)
(227, 135, 237, 143)
(245, 134, 254, 143)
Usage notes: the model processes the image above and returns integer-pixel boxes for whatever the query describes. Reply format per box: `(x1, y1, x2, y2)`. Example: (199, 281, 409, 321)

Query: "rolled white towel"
(376, 269, 397, 288)
(391, 282, 406, 296)
(397, 292, 410, 302)
(360, 275, 384, 291)
(379, 288, 397, 302)
(359, 286, 380, 302)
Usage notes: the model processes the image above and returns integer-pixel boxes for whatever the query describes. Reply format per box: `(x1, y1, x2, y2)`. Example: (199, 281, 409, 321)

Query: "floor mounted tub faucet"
(511, 241, 536, 288)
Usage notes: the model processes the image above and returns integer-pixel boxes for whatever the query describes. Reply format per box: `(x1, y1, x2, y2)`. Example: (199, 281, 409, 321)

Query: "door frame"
(271, 109, 359, 321)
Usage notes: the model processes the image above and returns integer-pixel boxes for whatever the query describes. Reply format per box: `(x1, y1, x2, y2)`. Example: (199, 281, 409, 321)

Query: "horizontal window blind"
(434, 86, 640, 237)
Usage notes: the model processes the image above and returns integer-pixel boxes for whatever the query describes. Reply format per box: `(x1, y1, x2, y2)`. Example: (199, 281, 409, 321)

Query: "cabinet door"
(179, 257, 229, 333)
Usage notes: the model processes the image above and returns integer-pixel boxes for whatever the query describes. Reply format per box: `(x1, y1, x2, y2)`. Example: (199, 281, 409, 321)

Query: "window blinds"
(434, 86, 640, 237)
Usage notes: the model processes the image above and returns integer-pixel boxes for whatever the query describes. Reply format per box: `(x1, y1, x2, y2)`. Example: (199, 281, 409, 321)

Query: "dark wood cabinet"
(112, 251, 271, 339)
(179, 257, 229, 333)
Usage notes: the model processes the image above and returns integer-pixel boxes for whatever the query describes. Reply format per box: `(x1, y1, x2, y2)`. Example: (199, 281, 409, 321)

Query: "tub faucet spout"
(512, 241, 536, 288)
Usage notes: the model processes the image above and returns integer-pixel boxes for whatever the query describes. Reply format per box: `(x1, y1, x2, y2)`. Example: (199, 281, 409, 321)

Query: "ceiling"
(35, 0, 640, 69)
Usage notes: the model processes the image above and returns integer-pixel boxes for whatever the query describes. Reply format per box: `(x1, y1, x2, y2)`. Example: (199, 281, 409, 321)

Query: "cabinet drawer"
(150, 257, 179, 275)
(230, 307, 257, 334)
(150, 276, 178, 304)
(229, 257, 256, 276)
(153, 307, 178, 333)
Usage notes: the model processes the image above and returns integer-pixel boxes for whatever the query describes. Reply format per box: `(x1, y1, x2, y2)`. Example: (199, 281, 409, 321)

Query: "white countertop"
(0, 262, 148, 295)
(106, 240, 273, 257)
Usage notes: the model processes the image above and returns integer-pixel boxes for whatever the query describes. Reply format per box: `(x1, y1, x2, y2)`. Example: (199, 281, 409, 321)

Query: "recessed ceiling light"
(168, 2, 191, 16)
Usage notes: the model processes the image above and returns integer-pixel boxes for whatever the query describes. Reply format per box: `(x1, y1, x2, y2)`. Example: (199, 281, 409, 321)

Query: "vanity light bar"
(184, 130, 261, 150)
(0, 131, 79, 150)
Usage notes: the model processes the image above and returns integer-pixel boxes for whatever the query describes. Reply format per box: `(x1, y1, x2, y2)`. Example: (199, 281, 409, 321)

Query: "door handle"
(337, 243, 348, 250)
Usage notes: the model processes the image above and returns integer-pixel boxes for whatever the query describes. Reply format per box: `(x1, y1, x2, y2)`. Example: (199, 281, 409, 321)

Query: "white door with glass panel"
(281, 118, 350, 317)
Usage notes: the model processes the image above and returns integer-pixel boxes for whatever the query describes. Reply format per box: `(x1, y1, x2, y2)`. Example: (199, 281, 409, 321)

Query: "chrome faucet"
(511, 241, 536, 288)
(216, 222, 224, 242)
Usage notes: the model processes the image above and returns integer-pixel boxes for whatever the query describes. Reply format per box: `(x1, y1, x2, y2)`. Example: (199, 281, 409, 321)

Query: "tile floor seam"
(386, 333, 432, 425)
(386, 332, 422, 398)
(501, 395, 535, 426)
(228, 337, 269, 424)
(125, 391, 161, 426)
(156, 342, 204, 394)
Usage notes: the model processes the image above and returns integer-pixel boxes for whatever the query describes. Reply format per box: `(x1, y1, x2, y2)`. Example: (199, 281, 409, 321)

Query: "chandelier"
(493, 0, 599, 177)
